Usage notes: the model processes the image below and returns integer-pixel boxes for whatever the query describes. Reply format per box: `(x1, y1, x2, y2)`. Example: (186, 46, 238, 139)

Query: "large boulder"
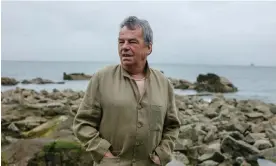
(63, 72, 92, 80)
(195, 73, 238, 93)
(1, 77, 19, 86)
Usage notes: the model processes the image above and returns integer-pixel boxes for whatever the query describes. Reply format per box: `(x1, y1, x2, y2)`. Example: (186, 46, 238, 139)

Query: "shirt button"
(137, 104, 142, 109)
(137, 122, 143, 128)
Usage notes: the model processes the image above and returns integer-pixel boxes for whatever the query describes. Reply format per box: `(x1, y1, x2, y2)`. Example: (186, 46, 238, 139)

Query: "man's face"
(118, 26, 152, 67)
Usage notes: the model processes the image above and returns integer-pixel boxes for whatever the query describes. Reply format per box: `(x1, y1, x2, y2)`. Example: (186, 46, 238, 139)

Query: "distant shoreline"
(2, 59, 276, 68)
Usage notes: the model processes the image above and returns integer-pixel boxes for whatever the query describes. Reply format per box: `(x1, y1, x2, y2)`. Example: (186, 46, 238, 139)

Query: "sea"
(1, 60, 276, 104)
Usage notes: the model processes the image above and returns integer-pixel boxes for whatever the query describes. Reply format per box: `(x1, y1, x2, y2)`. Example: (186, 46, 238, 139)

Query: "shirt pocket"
(149, 105, 164, 132)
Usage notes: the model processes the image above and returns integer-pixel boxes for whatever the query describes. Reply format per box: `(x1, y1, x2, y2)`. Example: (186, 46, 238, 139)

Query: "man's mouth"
(122, 54, 132, 57)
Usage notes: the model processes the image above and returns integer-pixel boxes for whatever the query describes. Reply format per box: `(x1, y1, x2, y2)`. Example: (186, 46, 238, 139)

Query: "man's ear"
(147, 43, 153, 55)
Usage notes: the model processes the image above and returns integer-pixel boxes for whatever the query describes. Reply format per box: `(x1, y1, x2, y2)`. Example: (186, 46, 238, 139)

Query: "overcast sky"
(2, 1, 276, 66)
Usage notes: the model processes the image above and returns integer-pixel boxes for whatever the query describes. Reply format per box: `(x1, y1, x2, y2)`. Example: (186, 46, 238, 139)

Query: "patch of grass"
(43, 141, 81, 151)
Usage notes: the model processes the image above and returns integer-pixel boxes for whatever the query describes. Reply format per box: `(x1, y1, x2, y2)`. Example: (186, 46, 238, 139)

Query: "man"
(73, 16, 180, 166)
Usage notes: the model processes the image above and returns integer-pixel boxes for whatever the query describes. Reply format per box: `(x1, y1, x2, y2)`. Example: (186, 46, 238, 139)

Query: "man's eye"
(130, 41, 137, 44)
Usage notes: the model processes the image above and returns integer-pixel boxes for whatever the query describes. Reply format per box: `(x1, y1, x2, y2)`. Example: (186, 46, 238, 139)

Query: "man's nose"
(122, 42, 130, 50)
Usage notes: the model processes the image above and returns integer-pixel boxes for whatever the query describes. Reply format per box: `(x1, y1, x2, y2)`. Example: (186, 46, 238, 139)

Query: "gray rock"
(175, 139, 193, 151)
(260, 147, 276, 159)
(265, 128, 276, 140)
(270, 105, 276, 114)
(255, 105, 271, 113)
(270, 139, 276, 146)
(254, 140, 272, 150)
(244, 133, 266, 145)
(198, 151, 225, 163)
(185, 109, 194, 116)
(173, 151, 190, 165)
(225, 120, 250, 134)
(221, 136, 260, 158)
(1, 77, 19, 85)
(7, 123, 19, 132)
(14, 116, 47, 131)
(205, 108, 218, 119)
(199, 160, 219, 166)
(21, 77, 64, 85)
(244, 134, 257, 145)
(252, 122, 266, 133)
(204, 127, 218, 143)
(228, 131, 244, 140)
(179, 124, 198, 141)
(205, 142, 221, 153)
(245, 112, 265, 119)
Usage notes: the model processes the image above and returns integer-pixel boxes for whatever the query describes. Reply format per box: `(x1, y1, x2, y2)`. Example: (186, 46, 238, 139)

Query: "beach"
(1, 60, 276, 165)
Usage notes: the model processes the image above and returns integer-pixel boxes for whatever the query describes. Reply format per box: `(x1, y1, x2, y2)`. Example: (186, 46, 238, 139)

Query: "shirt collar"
(121, 61, 151, 78)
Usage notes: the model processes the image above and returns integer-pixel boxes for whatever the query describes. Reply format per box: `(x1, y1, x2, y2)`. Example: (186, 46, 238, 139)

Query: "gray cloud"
(2, 1, 276, 66)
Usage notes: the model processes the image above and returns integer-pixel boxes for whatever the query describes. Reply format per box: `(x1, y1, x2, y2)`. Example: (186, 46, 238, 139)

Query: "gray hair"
(120, 16, 153, 46)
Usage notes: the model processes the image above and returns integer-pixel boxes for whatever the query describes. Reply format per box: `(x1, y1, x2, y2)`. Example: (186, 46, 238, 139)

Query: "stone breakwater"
(1, 88, 276, 166)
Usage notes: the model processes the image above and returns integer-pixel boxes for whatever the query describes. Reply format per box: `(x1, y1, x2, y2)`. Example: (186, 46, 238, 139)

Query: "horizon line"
(1, 59, 276, 68)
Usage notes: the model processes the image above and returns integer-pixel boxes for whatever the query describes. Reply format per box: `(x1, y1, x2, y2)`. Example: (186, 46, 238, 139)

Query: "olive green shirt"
(73, 62, 180, 166)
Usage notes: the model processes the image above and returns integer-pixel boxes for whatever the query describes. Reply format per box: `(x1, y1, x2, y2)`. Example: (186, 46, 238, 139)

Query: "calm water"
(1, 60, 276, 103)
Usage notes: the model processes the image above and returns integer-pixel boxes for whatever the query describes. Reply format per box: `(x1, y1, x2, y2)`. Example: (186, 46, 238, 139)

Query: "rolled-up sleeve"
(72, 72, 111, 163)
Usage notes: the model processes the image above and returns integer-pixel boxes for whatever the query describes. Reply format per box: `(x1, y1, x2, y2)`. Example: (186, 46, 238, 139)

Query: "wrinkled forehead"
(119, 26, 143, 39)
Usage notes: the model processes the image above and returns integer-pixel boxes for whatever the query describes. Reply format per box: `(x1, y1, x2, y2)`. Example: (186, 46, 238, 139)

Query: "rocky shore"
(1, 87, 275, 166)
(2, 72, 238, 93)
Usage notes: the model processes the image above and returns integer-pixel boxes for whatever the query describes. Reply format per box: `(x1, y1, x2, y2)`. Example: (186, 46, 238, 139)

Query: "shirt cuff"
(155, 146, 172, 166)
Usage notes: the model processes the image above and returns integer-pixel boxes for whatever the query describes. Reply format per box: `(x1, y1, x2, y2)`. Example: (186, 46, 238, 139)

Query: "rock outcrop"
(194, 73, 238, 93)
(21, 77, 64, 84)
(63, 72, 92, 80)
(1, 77, 19, 86)
(168, 77, 194, 90)
(168, 73, 238, 93)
